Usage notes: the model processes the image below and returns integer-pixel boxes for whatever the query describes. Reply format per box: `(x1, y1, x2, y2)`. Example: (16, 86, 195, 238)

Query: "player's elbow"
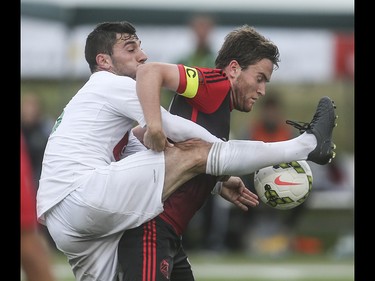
(137, 63, 179, 91)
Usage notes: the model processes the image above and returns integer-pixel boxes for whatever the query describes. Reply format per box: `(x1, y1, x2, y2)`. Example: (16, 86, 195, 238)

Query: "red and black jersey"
(159, 65, 232, 235)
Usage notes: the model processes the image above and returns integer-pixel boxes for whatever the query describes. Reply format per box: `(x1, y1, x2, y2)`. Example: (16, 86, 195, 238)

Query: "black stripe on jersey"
(201, 70, 228, 84)
(202, 72, 223, 77)
(202, 69, 223, 74)
(205, 77, 228, 83)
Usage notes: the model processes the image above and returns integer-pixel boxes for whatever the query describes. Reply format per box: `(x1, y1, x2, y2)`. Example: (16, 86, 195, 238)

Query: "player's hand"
(143, 126, 173, 152)
(220, 176, 259, 211)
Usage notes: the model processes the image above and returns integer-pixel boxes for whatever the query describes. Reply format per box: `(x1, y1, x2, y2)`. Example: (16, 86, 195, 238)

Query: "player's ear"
(228, 60, 240, 78)
(96, 54, 112, 70)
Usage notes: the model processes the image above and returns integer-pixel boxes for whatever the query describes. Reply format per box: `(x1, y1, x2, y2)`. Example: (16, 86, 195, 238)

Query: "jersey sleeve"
(176, 64, 231, 114)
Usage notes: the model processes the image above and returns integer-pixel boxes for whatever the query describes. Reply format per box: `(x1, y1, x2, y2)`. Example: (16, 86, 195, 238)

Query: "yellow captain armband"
(180, 66, 199, 98)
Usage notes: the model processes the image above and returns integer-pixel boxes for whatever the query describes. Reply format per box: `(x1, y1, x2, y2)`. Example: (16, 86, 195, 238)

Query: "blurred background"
(21, 0, 354, 280)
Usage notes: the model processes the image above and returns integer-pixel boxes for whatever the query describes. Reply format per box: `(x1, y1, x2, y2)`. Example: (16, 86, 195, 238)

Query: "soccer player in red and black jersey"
(118, 25, 280, 281)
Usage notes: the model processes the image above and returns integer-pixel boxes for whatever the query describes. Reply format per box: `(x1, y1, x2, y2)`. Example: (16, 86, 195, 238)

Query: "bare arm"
(136, 63, 180, 124)
(136, 62, 180, 151)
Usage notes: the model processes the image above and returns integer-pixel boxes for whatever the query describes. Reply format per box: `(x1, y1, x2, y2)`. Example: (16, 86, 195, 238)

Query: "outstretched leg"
(162, 96, 337, 198)
(206, 96, 337, 176)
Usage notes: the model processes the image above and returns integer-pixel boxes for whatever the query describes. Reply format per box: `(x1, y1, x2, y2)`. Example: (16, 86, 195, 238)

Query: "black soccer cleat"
(286, 96, 338, 165)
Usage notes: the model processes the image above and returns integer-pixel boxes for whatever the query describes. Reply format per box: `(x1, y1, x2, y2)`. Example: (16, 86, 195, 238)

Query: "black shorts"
(118, 216, 195, 281)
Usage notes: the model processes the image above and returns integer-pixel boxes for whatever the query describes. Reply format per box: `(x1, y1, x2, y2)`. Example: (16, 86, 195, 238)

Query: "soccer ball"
(254, 160, 313, 210)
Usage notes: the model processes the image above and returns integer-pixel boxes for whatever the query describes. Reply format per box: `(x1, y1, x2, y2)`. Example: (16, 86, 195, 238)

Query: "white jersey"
(37, 71, 146, 222)
(37, 70, 221, 224)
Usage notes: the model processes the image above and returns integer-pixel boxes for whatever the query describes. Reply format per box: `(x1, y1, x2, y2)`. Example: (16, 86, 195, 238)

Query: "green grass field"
(21, 250, 354, 281)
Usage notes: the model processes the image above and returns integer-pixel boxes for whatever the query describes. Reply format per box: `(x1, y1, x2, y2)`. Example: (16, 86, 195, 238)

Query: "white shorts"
(45, 149, 165, 281)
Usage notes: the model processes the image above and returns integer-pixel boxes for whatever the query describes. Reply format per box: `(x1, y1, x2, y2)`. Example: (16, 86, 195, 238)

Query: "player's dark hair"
(85, 21, 137, 73)
(215, 25, 280, 70)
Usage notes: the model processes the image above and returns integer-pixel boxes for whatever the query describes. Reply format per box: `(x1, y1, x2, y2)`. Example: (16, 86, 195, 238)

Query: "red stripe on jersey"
(177, 64, 187, 93)
(152, 221, 156, 281)
(147, 222, 151, 281)
(143, 220, 157, 281)
(142, 223, 147, 280)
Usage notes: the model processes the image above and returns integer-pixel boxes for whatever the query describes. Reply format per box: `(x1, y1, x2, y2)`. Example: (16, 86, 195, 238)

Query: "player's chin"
(244, 103, 254, 112)
(235, 102, 253, 112)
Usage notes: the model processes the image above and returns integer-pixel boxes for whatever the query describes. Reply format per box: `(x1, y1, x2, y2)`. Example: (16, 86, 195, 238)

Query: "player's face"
(108, 33, 148, 79)
(231, 59, 274, 112)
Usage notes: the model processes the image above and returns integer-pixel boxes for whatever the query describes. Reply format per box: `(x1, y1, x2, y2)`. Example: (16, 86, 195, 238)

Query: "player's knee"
(166, 139, 211, 169)
(176, 139, 211, 161)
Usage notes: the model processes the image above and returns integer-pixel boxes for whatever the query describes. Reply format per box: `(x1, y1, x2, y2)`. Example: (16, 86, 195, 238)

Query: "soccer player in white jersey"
(36, 21, 337, 281)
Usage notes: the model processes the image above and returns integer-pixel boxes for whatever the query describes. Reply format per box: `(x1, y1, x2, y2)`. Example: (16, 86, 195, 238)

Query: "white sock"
(206, 132, 316, 176)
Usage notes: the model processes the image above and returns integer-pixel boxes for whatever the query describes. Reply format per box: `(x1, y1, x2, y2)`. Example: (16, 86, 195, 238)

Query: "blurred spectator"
(21, 92, 54, 188)
(21, 132, 56, 281)
(308, 156, 351, 192)
(239, 94, 304, 257)
(247, 94, 296, 142)
(21, 92, 56, 249)
(177, 14, 216, 68)
(174, 14, 232, 253)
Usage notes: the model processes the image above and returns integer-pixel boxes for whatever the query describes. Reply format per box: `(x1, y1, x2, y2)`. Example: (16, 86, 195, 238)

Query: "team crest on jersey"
(160, 259, 170, 279)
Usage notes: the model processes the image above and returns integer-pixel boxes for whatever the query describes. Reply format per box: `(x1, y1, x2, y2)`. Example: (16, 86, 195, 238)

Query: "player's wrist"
(217, 175, 230, 182)
(211, 181, 223, 195)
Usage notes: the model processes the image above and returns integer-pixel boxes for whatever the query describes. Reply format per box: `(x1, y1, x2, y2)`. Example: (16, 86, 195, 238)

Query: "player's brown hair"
(215, 25, 280, 70)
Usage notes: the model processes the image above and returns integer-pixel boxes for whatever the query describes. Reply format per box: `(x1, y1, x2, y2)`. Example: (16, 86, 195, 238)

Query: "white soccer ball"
(254, 160, 313, 210)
